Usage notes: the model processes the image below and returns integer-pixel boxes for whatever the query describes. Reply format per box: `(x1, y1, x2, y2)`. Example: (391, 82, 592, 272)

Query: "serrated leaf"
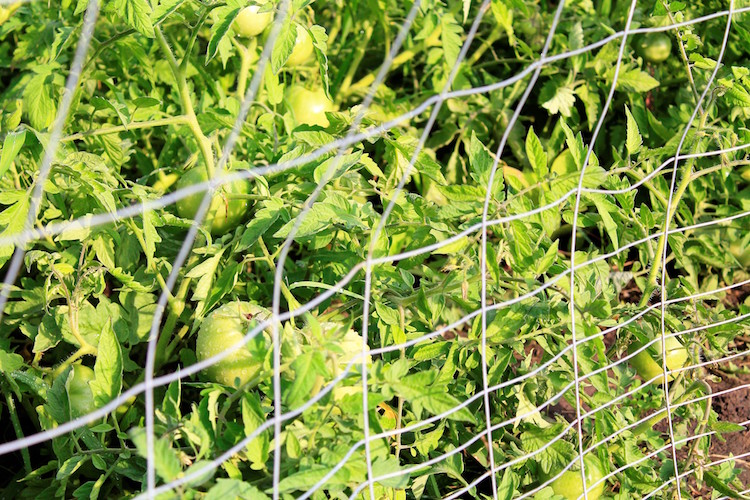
(390, 373, 476, 423)
(0, 348, 24, 372)
(724, 84, 750, 107)
(0, 130, 26, 181)
(263, 64, 283, 105)
(521, 424, 576, 474)
(624, 105, 642, 155)
(276, 465, 350, 493)
(540, 81, 576, 117)
(90, 321, 123, 409)
(130, 429, 182, 482)
(440, 14, 463, 67)
(187, 248, 225, 305)
(207, 7, 240, 64)
(283, 351, 329, 409)
(617, 69, 659, 92)
(237, 202, 281, 251)
(242, 393, 269, 468)
(271, 21, 297, 73)
(0, 197, 30, 266)
(205, 479, 270, 500)
(57, 455, 87, 480)
(111, 0, 154, 38)
(23, 67, 57, 130)
(490, 0, 515, 45)
(589, 193, 619, 250)
(525, 126, 547, 176)
(153, 0, 185, 25)
(309, 25, 331, 97)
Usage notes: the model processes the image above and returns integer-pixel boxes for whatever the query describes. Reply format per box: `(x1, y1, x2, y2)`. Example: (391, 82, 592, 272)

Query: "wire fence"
(1, 0, 749, 499)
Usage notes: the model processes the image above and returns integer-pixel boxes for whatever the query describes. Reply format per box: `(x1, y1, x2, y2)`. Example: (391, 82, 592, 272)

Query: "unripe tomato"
(196, 301, 272, 387)
(234, 5, 273, 38)
(285, 85, 334, 127)
(175, 167, 251, 235)
(551, 149, 577, 175)
(637, 33, 672, 64)
(286, 24, 314, 66)
(66, 364, 97, 420)
(549, 454, 606, 500)
(629, 336, 688, 382)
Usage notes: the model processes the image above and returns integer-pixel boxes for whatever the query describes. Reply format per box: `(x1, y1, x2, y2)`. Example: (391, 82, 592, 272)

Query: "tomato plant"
(196, 301, 272, 387)
(1, 1, 749, 498)
(285, 85, 334, 127)
(175, 167, 251, 235)
(234, 4, 273, 38)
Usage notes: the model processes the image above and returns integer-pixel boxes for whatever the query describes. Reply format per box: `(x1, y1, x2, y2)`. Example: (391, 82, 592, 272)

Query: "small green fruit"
(196, 301, 272, 387)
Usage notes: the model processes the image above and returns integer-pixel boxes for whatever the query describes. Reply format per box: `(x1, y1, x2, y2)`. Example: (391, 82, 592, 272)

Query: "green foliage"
(0, 0, 749, 498)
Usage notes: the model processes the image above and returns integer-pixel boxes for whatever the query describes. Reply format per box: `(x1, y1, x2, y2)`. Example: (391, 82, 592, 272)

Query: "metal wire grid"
(0, 0, 748, 499)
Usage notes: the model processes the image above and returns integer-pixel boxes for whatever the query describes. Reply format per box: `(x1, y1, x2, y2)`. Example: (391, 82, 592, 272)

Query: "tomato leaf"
(90, 321, 123, 409)
(109, 0, 154, 38)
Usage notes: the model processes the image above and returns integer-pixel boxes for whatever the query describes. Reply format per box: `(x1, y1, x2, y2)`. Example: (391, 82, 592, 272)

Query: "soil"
(544, 362, 750, 497)
(703, 371, 750, 490)
(722, 281, 750, 309)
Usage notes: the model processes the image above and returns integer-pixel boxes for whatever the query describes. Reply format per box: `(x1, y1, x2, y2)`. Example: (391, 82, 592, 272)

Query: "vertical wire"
(143, 0, 294, 495)
(567, 1, 638, 497)
(656, 2, 735, 497)
(0, 0, 101, 322)
(477, 0, 567, 495)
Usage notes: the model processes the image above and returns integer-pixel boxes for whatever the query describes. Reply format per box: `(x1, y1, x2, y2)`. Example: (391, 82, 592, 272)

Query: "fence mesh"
(1, 0, 750, 499)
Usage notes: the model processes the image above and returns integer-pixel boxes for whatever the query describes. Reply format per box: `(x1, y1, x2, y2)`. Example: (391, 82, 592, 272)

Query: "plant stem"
(155, 26, 216, 178)
(153, 278, 191, 372)
(639, 109, 710, 307)
(2, 379, 32, 474)
(660, 1, 701, 108)
(338, 22, 374, 95)
(82, 29, 136, 74)
(61, 116, 188, 142)
(343, 24, 442, 96)
(53, 344, 97, 378)
(258, 237, 303, 315)
(467, 25, 504, 66)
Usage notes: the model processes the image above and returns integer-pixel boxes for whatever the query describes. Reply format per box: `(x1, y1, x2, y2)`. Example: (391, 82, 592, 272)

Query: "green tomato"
(629, 336, 688, 382)
(175, 167, 251, 235)
(285, 85, 335, 127)
(549, 455, 606, 500)
(196, 301, 272, 387)
(286, 24, 314, 66)
(637, 33, 672, 64)
(234, 5, 273, 38)
(66, 364, 97, 420)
